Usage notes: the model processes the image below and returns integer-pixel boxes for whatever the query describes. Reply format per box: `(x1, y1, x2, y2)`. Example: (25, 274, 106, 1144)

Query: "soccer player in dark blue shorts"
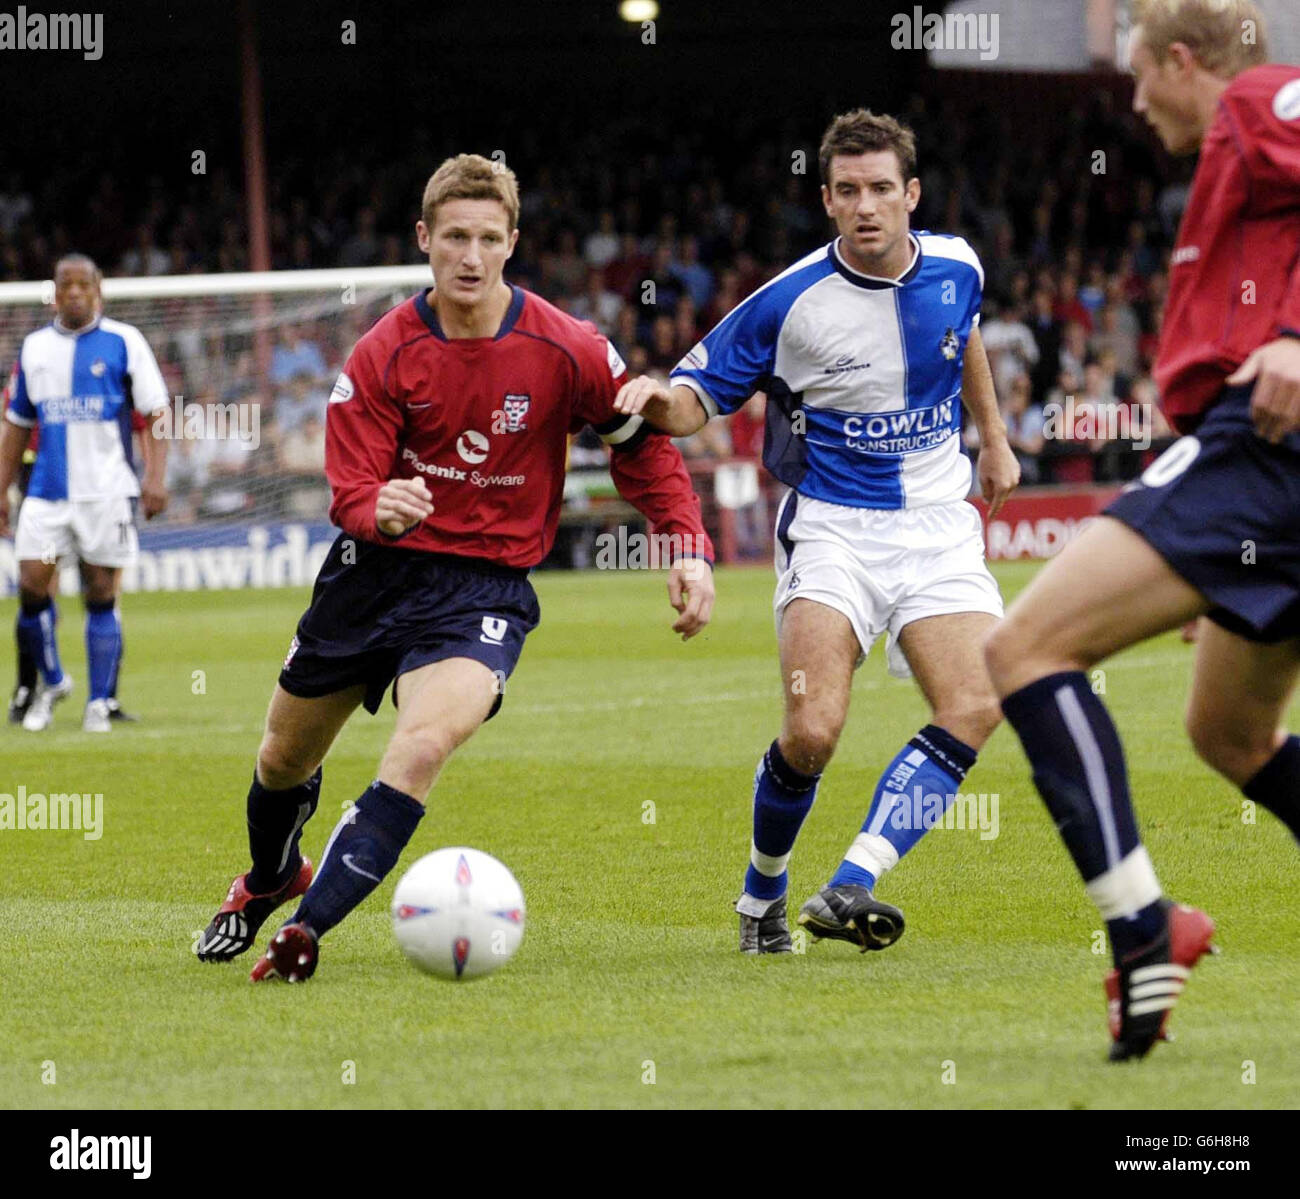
(195, 154, 715, 980)
(985, 1, 1300, 1060)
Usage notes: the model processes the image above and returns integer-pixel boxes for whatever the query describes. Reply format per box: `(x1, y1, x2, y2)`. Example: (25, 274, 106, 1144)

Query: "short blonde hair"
(1132, 0, 1268, 76)
(421, 154, 520, 232)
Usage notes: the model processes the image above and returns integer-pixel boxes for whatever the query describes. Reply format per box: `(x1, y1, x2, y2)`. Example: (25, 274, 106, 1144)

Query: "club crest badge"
(940, 327, 959, 360)
(502, 393, 530, 432)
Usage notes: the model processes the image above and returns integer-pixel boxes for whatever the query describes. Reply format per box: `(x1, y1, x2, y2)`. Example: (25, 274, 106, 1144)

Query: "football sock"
(110, 620, 123, 699)
(84, 600, 121, 702)
(829, 724, 977, 890)
(17, 596, 63, 686)
(739, 739, 820, 913)
(292, 780, 424, 937)
(245, 767, 323, 893)
(1001, 671, 1165, 963)
(1243, 735, 1300, 841)
(15, 614, 37, 691)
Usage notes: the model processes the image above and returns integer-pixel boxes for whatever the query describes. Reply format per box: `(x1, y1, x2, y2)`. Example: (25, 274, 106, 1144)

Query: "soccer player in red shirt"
(985, 0, 1300, 1060)
(196, 155, 715, 981)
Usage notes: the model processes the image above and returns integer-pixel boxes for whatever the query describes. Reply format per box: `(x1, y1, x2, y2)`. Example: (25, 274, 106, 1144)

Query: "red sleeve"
(567, 321, 715, 563)
(1229, 70, 1300, 333)
(608, 433, 714, 563)
(324, 339, 405, 544)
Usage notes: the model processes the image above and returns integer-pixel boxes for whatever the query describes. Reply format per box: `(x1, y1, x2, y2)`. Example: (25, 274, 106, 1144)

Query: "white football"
(391, 847, 525, 980)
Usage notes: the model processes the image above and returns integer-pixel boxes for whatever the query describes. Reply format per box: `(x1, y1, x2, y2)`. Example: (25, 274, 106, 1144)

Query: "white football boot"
(22, 674, 74, 732)
(83, 698, 112, 733)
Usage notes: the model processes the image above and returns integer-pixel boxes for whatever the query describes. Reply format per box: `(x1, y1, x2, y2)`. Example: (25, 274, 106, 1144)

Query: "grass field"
(2, 561, 1297, 1110)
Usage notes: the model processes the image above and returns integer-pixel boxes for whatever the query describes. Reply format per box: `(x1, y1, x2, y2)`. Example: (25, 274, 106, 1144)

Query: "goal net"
(0, 265, 430, 594)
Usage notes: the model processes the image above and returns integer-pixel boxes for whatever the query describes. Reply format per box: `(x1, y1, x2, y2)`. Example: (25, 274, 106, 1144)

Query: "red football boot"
(1105, 901, 1217, 1061)
(195, 858, 313, 962)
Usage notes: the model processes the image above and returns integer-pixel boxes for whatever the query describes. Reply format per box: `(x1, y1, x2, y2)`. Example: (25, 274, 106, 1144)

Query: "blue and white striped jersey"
(670, 232, 983, 509)
(4, 315, 167, 501)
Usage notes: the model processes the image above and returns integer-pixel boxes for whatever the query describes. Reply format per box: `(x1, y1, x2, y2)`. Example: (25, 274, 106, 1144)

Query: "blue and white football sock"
(84, 600, 121, 702)
(738, 739, 820, 915)
(829, 724, 977, 891)
(17, 596, 63, 686)
(1000, 672, 1165, 963)
(291, 780, 424, 937)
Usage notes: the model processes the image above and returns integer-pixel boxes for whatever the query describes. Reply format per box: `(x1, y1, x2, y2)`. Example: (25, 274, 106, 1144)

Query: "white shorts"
(773, 492, 1003, 679)
(14, 495, 138, 568)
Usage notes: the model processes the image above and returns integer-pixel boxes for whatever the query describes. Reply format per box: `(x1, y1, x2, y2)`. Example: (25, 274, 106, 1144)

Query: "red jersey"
(325, 285, 714, 569)
(1158, 64, 1300, 433)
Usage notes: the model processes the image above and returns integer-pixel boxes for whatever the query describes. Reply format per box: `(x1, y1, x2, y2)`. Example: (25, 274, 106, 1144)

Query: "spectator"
(569, 267, 623, 339)
(583, 210, 619, 269)
(271, 325, 328, 387)
(1002, 372, 1045, 485)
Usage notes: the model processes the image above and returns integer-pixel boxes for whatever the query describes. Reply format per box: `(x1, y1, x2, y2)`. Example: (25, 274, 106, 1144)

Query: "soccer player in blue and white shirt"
(0, 255, 169, 732)
(616, 110, 1021, 952)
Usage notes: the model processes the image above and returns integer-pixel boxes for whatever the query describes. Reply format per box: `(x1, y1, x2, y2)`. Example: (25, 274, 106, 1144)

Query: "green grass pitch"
(2, 562, 1296, 1109)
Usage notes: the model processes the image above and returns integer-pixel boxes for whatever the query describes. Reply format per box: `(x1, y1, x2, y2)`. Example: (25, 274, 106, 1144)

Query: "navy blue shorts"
(278, 535, 540, 716)
(1105, 383, 1300, 643)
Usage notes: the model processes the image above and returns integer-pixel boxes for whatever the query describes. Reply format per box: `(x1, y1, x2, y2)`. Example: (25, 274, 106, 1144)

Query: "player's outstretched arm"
(613, 376, 709, 438)
(962, 325, 1020, 518)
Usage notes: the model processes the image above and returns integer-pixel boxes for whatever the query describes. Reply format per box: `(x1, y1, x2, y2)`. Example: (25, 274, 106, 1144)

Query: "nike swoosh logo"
(341, 853, 381, 882)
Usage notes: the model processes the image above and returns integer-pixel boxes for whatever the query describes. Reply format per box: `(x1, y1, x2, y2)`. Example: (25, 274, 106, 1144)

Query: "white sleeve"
(124, 326, 169, 414)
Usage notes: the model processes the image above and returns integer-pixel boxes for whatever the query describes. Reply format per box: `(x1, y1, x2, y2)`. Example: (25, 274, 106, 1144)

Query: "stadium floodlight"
(618, 0, 659, 22)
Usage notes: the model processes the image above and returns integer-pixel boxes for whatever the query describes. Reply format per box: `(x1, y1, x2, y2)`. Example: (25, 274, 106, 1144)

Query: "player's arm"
(0, 419, 28, 537)
(324, 353, 432, 540)
(0, 360, 35, 536)
(613, 379, 708, 436)
(576, 331, 716, 640)
(617, 288, 778, 437)
(1222, 80, 1300, 442)
(605, 426, 716, 640)
(962, 324, 1020, 518)
(122, 328, 173, 519)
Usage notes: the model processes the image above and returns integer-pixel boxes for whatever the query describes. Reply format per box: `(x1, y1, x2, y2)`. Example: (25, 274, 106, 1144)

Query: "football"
(391, 848, 526, 980)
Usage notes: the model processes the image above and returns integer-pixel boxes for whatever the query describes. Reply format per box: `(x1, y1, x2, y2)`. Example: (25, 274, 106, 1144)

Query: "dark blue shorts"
(1105, 383, 1300, 643)
(278, 535, 541, 716)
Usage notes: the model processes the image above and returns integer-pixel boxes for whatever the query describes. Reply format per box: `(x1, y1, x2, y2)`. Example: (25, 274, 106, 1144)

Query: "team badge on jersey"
(940, 327, 959, 360)
(502, 394, 530, 432)
(90, 359, 107, 378)
(329, 373, 354, 404)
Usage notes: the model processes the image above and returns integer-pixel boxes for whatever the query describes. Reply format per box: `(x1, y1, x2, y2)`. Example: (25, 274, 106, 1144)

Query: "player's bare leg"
(985, 516, 1216, 1059)
(79, 562, 122, 733)
(735, 598, 857, 953)
(16, 557, 73, 732)
(806, 611, 1001, 951)
(196, 684, 364, 962)
(254, 659, 498, 981)
(1186, 622, 1300, 841)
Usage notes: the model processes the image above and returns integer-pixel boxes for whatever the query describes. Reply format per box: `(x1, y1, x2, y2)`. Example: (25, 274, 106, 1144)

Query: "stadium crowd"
(0, 87, 1191, 523)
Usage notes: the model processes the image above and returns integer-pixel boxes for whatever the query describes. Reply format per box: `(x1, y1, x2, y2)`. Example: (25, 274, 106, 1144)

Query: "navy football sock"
(15, 613, 37, 691)
(292, 780, 424, 937)
(245, 767, 322, 893)
(17, 596, 63, 686)
(84, 600, 121, 702)
(1001, 672, 1165, 962)
(739, 739, 820, 911)
(830, 724, 977, 890)
(1243, 736, 1300, 841)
